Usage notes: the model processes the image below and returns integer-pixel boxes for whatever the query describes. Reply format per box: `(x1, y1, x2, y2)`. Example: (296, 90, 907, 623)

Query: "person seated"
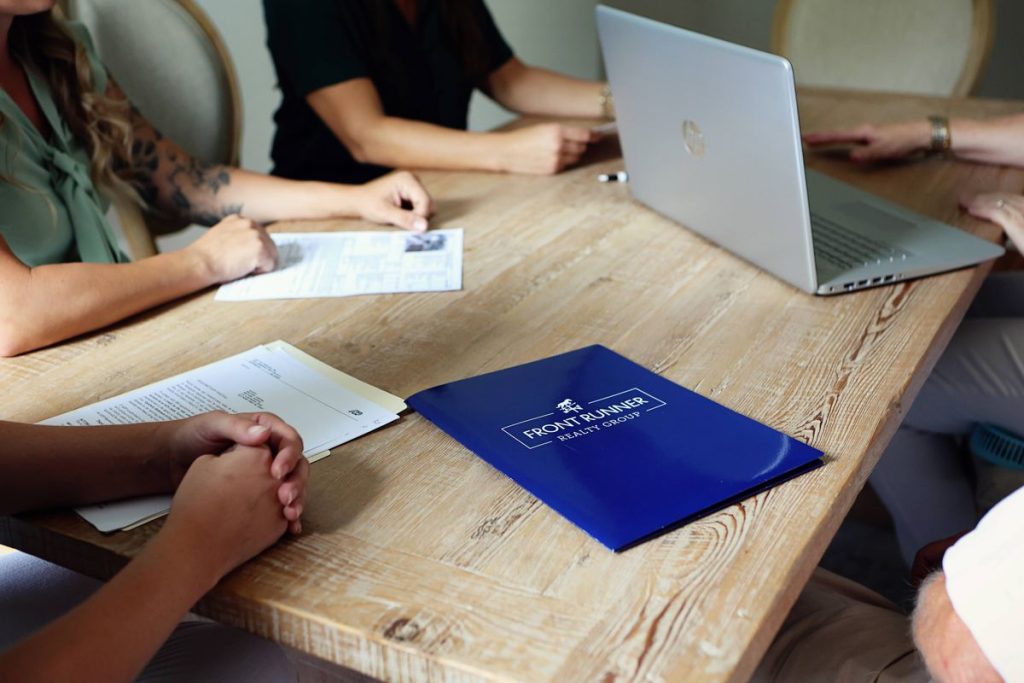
(805, 113, 1024, 563)
(0, 411, 308, 682)
(754, 484, 1023, 683)
(0, 4, 434, 357)
(261, 0, 614, 184)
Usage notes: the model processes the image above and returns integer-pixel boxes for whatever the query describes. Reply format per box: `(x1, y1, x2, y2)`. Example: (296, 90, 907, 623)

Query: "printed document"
(216, 229, 463, 301)
(42, 342, 404, 532)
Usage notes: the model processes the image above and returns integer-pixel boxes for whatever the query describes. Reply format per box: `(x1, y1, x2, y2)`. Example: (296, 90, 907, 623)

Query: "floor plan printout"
(216, 229, 464, 301)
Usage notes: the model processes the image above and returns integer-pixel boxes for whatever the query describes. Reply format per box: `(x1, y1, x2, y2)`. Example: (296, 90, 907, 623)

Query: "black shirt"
(263, 0, 514, 184)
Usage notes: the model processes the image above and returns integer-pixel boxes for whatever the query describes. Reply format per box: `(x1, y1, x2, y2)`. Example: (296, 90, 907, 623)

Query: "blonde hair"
(7, 10, 137, 199)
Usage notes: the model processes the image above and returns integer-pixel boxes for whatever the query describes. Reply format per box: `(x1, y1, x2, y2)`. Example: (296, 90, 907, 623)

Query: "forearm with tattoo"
(105, 80, 386, 228)
(121, 105, 243, 226)
(164, 151, 242, 226)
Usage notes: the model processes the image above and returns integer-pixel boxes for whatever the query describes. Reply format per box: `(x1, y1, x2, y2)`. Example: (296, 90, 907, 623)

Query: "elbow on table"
(0, 320, 46, 358)
(0, 272, 52, 356)
(0, 335, 38, 358)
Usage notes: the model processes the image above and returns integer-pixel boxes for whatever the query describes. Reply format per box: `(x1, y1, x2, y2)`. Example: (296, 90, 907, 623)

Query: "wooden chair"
(772, 0, 995, 97)
(60, 0, 242, 259)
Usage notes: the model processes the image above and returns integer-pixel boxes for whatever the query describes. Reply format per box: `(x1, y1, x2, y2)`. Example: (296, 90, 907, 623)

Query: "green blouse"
(0, 21, 126, 266)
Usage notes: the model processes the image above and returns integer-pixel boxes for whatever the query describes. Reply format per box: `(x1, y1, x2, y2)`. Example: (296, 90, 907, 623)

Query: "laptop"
(596, 5, 1004, 295)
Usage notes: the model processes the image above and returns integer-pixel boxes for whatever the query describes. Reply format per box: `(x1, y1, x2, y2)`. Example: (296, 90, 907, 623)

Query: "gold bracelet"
(928, 115, 951, 153)
(600, 83, 615, 120)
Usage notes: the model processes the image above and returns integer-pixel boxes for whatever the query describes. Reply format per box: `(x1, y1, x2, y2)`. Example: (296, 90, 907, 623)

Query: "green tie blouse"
(0, 21, 126, 266)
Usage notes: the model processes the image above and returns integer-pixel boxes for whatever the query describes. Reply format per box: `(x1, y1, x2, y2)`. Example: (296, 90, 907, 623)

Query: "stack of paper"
(216, 229, 464, 301)
(42, 341, 405, 532)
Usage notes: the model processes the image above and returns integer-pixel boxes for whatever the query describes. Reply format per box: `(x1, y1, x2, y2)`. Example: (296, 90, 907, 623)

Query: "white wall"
(192, 0, 604, 172)
(604, 0, 774, 52)
(192, 0, 277, 173)
(606, 0, 1024, 100)
(469, 0, 602, 131)
(975, 0, 1024, 100)
(194, 0, 1024, 176)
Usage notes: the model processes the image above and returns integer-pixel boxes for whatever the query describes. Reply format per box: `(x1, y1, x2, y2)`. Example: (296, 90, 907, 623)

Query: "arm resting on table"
(0, 421, 172, 514)
(0, 236, 214, 357)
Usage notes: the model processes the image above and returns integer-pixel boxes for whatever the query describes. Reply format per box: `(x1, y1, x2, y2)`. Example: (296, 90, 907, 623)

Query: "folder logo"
(556, 399, 583, 414)
(502, 388, 667, 450)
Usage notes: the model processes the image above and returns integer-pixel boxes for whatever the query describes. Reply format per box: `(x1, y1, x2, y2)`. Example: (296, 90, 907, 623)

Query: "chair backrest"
(772, 0, 994, 97)
(64, 0, 241, 165)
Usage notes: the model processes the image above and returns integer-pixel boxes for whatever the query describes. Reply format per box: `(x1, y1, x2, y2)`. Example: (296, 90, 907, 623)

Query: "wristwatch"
(928, 115, 952, 153)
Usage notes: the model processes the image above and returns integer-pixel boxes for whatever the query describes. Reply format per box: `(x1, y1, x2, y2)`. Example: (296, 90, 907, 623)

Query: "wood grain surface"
(3, 90, 1024, 682)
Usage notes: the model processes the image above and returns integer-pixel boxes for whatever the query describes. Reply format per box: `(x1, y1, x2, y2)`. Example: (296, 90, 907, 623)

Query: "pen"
(598, 171, 629, 183)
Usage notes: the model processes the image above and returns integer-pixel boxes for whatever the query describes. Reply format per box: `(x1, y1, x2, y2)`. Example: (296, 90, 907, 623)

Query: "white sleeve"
(942, 486, 1024, 681)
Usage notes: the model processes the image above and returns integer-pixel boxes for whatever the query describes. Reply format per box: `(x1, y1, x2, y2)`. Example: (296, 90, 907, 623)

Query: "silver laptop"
(596, 5, 1003, 295)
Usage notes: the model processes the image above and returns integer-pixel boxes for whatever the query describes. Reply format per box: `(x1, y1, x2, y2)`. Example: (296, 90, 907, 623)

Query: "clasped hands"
(155, 411, 309, 582)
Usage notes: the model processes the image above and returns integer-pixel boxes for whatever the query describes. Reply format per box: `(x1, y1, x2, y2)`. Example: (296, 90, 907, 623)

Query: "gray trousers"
(871, 272, 1024, 563)
(0, 552, 295, 682)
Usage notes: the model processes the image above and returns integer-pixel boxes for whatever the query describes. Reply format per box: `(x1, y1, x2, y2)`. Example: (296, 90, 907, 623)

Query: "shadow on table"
(302, 454, 383, 535)
(431, 196, 478, 225)
(578, 133, 622, 168)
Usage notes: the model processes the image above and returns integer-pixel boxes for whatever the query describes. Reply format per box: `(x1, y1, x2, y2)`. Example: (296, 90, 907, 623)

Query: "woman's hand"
(496, 123, 598, 175)
(803, 120, 932, 163)
(186, 214, 278, 283)
(963, 192, 1024, 251)
(349, 171, 433, 232)
(160, 444, 293, 585)
(159, 411, 307, 533)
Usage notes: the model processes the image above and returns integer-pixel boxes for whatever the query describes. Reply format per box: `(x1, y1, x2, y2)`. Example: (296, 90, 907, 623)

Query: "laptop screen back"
(597, 5, 819, 293)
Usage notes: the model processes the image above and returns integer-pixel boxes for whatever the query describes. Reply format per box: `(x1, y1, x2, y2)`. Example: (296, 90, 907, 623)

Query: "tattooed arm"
(117, 83, 434, 231)
(0, 88, 278, 356)
(0, 78, 436, 356)
(121, 119, 241, 225)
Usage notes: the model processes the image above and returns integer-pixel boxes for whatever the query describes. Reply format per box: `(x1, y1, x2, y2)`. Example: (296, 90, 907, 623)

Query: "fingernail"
(248, 424, 269, 436)
(413, 218, 428, 231)
(287, 491, 296, 505)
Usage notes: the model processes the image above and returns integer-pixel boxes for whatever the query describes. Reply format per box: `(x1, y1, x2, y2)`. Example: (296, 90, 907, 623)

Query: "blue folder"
(407, 345, 823, 551)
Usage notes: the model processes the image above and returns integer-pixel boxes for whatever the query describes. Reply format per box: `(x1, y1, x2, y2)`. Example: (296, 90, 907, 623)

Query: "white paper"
(42, 343, 400, 532)
(74, 495, 173, 534)
(215, 229, 464, 301)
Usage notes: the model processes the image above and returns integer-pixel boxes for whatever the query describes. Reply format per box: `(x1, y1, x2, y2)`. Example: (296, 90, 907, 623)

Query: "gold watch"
(928, 115, 951, 153)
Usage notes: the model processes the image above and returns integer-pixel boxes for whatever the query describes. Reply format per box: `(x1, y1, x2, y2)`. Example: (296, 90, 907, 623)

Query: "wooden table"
(3, 90, 1024, 683)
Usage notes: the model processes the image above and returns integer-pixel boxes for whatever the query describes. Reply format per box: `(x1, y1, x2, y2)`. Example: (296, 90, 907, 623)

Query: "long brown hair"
(5, 10, 135, 197)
